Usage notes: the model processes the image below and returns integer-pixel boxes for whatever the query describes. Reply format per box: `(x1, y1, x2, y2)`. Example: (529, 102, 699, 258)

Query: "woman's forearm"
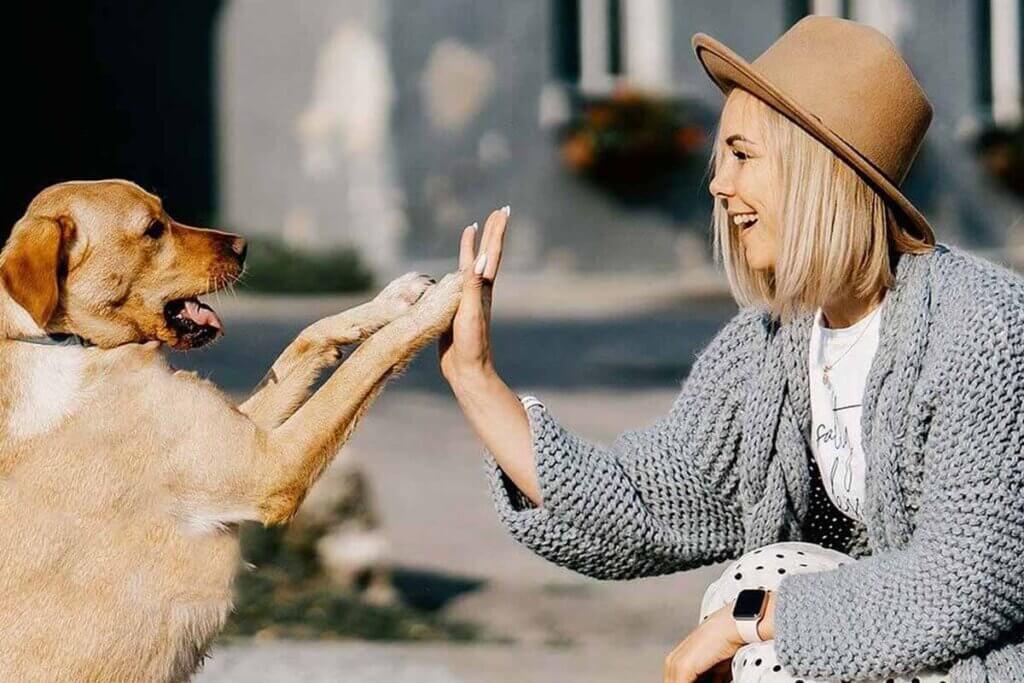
(451, 368, 542, 506)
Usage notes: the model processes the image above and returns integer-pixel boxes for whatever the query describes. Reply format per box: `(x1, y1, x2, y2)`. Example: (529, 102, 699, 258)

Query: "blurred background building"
(3, 1, 1022, 277)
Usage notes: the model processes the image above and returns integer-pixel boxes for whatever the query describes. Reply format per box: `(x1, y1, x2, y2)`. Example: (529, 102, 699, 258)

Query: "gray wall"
(218, 0, 1022, 277)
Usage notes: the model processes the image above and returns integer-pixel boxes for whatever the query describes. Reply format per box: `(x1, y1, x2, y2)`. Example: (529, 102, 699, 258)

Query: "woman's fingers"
(450, 206, 509, 327)
(477, 206, 509, 283)
(483, 206, 509, 281)
(455, 219, 489, 325)
(458, 222, 478, 272)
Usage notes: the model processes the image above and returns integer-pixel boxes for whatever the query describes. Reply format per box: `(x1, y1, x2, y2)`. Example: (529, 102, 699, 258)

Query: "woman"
(438, 16, 1024, 683)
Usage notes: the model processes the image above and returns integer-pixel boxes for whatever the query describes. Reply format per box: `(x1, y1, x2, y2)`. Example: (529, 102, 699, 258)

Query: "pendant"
(822, 365, 831, 388)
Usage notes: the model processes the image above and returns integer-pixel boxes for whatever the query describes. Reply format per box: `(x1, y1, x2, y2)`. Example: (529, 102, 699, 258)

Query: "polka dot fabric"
(699, 542, 951, 682)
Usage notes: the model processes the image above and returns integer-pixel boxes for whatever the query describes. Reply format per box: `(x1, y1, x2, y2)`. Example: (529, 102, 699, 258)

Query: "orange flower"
(675, 125, 705, 153)
(561, 134, 595, 170)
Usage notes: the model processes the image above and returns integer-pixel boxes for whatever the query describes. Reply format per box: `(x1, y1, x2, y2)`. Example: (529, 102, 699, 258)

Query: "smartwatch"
(731, 588, 768, 643)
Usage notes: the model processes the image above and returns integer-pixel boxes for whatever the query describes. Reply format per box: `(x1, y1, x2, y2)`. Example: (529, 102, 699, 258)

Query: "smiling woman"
(706, 87, 933, 325)
(442, 15, 1024, 683)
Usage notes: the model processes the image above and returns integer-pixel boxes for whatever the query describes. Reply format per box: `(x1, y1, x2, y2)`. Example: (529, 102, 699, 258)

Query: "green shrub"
(218, 522, 483, 643)
(239, 236, 375, 294)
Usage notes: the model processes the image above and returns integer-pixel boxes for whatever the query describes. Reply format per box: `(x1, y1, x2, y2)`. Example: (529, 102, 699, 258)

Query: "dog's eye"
(144, 220, 165, 239)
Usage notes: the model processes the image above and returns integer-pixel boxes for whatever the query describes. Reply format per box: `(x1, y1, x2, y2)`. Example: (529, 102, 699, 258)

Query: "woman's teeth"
(733, 213, 758, 228)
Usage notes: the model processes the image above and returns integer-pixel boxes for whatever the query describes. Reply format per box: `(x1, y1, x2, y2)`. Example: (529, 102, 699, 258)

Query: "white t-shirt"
(806, 298, 886, 522)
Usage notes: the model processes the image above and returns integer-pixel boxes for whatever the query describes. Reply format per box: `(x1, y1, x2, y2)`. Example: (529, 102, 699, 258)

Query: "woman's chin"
(744, 254, 774, 271)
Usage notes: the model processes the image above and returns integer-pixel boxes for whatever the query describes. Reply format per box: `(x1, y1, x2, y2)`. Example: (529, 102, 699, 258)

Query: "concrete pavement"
(176, 277, 738, 681)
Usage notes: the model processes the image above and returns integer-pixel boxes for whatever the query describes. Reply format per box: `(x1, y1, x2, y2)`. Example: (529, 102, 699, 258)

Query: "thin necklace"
(821, 301, 884, 390)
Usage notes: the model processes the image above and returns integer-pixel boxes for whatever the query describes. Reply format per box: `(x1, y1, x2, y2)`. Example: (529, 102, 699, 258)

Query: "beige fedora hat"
(692, 15, 936, 245)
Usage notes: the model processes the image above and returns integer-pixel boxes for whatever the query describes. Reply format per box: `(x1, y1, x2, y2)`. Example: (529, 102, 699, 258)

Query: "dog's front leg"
(254, 270, 463, 525)
(238, 272, 435, 430)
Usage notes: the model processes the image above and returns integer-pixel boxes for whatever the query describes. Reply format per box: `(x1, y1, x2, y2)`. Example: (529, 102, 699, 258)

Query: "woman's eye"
(731, 149, 749, 161)
(144, 220, 165, 239)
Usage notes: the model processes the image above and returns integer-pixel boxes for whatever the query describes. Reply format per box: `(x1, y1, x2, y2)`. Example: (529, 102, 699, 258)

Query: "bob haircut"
(706, 88, 935, 325)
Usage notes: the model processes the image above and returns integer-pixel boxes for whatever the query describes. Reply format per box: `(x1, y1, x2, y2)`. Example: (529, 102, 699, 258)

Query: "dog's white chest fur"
(7, 347, 86, 439)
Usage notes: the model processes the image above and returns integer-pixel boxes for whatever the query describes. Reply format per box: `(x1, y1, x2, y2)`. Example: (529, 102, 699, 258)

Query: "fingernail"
(502, 205, 511, 216)
(473, 252, 488, 275)
(468, 222, 478, 231)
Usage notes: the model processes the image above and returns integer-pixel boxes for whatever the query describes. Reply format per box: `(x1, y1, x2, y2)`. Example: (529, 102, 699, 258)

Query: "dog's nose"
(230, 237, 248, 264)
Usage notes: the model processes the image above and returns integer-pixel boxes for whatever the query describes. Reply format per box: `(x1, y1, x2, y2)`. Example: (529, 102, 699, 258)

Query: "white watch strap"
(734, 616, 763, 644)
(518, 395, 545, 411)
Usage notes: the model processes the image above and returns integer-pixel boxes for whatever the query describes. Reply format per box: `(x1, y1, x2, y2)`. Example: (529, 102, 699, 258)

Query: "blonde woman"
(439, 16, 1023, 683)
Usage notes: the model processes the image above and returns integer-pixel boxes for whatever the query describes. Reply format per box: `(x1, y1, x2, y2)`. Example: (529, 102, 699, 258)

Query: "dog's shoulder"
(0, 342, 93, 441)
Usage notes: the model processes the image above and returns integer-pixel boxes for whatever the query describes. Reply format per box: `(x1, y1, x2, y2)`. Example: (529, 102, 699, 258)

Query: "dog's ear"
(0, 215, 75, 328)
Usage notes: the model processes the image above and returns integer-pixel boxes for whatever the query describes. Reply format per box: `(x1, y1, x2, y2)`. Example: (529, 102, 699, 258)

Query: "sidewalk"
(192, 388, 728, 681)
(186, 272, 734, 681)
(195, 640, 674, 683)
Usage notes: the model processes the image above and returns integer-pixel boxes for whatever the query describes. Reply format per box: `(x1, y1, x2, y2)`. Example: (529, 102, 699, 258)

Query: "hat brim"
(691, 32, 935, 246)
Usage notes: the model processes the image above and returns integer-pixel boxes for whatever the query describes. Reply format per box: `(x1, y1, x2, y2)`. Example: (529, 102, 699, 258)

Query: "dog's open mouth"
(164, 297, 223, 349)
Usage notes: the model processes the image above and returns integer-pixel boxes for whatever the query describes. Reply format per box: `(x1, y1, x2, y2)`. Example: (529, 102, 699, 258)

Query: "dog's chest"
(4, 346, 89, 439)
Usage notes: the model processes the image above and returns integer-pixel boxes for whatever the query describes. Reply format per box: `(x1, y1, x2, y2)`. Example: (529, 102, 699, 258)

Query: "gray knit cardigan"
(484, 242, 1024, 682)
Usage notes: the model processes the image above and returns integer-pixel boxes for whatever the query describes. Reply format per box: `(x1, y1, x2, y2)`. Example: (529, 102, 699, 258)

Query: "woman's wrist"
(449, 363, 501, 398)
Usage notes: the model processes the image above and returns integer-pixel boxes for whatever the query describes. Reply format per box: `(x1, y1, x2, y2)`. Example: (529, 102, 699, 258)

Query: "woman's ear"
(0, 215, 76, 328)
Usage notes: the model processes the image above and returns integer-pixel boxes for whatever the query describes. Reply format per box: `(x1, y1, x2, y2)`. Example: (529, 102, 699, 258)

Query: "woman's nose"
(708, 166, 734, 199)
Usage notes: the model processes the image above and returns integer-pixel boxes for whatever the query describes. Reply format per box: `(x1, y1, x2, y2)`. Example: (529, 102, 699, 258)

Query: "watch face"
(733, 589, 766, 619)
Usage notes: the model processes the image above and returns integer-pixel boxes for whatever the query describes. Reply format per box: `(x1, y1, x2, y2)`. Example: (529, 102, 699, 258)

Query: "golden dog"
(0, 180, 462, 681)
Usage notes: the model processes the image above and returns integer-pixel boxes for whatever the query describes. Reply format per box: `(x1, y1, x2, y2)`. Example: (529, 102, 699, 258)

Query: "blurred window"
(551, 0, 581, 82)
(786, 0, 814, 26)
(550, 0, 671, 95)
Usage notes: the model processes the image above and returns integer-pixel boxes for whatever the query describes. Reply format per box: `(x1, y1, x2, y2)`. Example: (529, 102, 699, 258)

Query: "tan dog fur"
(0, 180, 462, 681)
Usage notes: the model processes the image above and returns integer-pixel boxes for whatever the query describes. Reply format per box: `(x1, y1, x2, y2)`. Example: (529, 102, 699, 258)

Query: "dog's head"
(0, 179, 246, 350)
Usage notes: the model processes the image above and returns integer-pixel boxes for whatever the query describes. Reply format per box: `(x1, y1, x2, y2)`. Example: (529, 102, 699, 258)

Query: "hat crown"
(691, 15, 936, 244)
(751, 16, 932, 185)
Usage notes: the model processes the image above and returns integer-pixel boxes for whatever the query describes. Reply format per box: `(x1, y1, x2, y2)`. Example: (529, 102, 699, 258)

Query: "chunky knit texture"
(485, 242, 1024, 682)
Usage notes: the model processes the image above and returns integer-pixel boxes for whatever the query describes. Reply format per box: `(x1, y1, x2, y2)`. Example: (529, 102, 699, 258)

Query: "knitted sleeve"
(772, 304, 1024, 680)
(484, 307, 765, 580)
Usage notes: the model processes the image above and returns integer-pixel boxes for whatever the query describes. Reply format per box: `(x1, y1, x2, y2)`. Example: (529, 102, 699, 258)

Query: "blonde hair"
(706, 88, 934, 325)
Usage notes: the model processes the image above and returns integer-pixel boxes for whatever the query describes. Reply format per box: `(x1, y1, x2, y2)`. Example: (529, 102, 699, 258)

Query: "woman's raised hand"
(437, 205, 542, 505)
(438, 206, 510, 389)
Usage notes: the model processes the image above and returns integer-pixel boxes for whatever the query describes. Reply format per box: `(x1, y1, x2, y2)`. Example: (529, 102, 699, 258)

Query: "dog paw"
(410, 270, 463, 325)
(374, 272, 436, 317)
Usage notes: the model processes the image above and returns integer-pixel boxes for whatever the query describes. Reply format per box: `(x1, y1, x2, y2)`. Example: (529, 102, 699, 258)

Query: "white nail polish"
(473, 253, 488, 275)
(502, 205, 511, 216)
(468, 222, 478, 231)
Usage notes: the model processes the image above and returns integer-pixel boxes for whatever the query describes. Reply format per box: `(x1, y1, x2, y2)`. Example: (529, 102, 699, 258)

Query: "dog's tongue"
(183, 300, 223, 331)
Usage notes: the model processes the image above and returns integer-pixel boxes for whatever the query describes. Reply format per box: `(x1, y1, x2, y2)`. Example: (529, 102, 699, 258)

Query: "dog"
(0, 179, 462, 681)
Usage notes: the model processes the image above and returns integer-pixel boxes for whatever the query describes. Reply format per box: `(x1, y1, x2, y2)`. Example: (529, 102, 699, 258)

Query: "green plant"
(239, 236, 375, 294)
(218, 522, 484, 643)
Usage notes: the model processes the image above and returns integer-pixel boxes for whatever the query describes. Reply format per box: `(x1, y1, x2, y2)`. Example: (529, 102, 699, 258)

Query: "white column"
(624, 0, 671, 92)
(851, 0, 911, 45)
(992, 0, 1022, 125)
(579, 0, 612, 94)
(811, 0, 844, 17)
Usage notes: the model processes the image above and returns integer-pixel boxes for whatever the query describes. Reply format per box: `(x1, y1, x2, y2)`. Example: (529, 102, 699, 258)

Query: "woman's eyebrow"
(725, 134, 757, 146)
